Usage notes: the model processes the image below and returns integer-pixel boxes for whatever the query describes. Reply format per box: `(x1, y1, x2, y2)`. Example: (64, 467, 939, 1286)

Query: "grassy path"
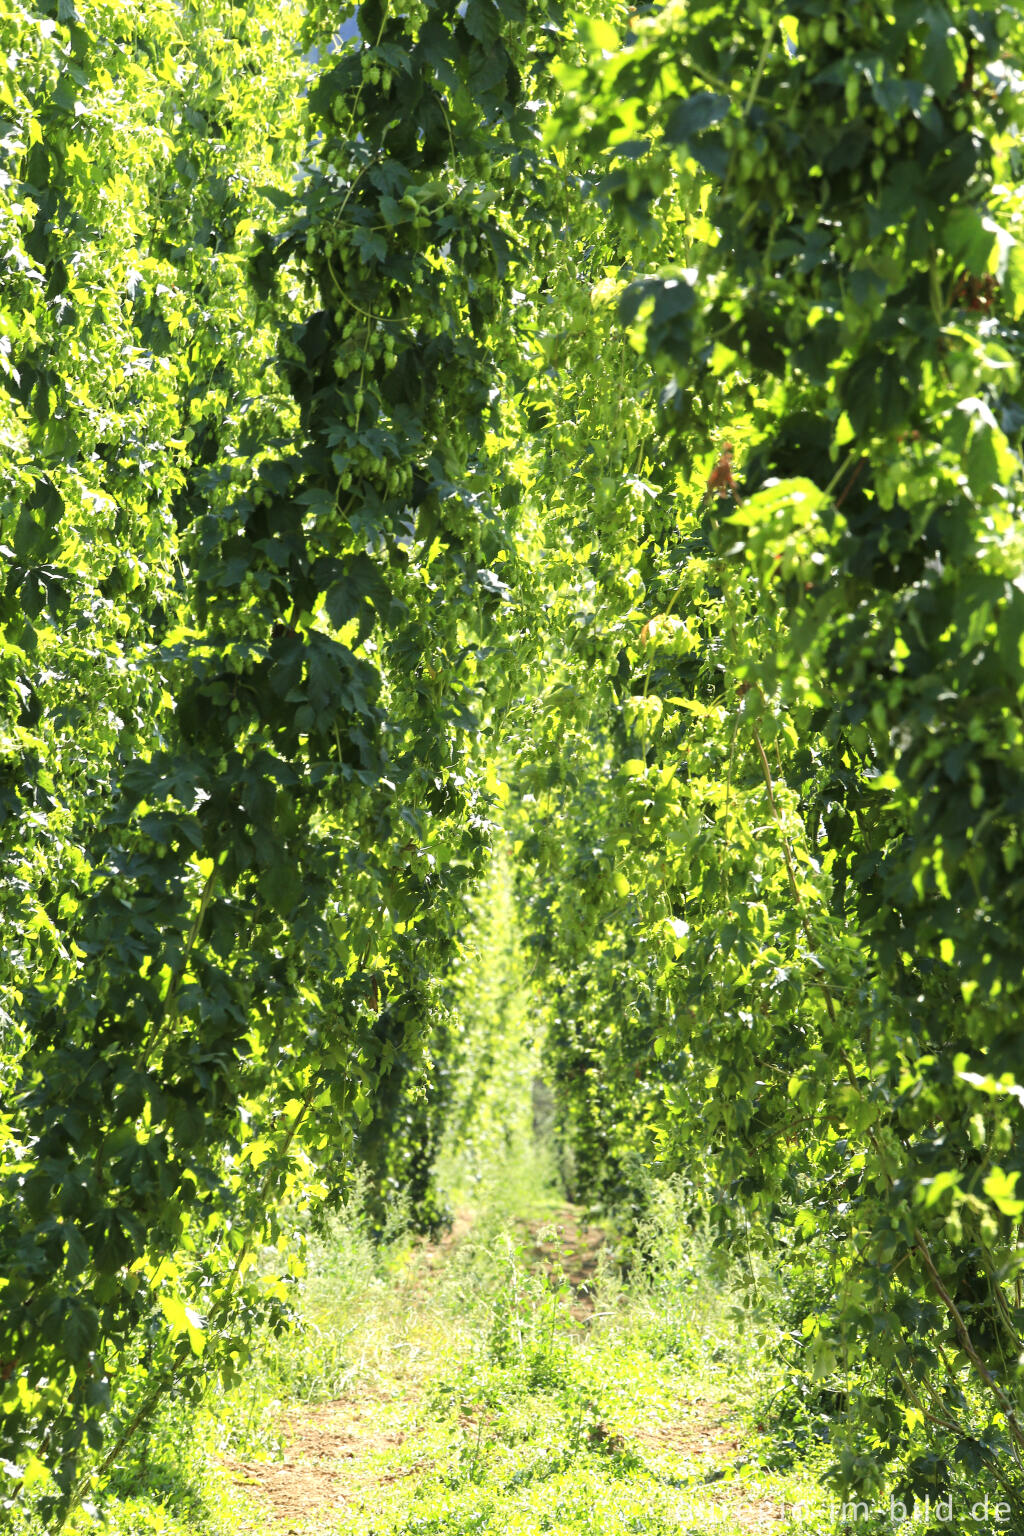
(202, 1204, 825, 1536)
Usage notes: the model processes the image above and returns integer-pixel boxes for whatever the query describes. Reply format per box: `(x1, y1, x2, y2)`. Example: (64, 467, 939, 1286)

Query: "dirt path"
(226, 1391, 422, 1533)
(513, 1208, 607, 1316)
(224, 1206, 788, 1534)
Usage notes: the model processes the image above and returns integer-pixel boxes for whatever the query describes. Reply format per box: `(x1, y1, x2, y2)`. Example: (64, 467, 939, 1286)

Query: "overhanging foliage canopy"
(2, 0, 1024, 1521)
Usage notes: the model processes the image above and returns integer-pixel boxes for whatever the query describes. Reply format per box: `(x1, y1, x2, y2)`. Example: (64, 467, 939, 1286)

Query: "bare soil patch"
(514, 1207, 607, 1315)
(637, 1395, 741, 1460)
(637, 1394, 787, 1531)
(226, 1394, 427, 1531)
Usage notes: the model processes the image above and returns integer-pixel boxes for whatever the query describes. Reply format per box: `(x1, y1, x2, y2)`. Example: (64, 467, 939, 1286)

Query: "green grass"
(32, 1153, 841, 1536)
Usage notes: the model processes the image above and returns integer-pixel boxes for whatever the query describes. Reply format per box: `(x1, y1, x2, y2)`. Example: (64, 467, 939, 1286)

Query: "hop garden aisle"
(57, 846, 832, 1535)
(197, 1188, 825, 1536)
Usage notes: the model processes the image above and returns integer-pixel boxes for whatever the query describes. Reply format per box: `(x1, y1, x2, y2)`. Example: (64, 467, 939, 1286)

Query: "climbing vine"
(528, 0, 1024, 1511)
(4, 0, 1024, 1523)
(0, 0, 594, 1514)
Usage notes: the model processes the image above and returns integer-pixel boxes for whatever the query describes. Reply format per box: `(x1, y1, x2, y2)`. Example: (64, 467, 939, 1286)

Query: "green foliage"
(0, 0, 589, 1514)
(1, 0, 313, 1509)
(520, 0, 1024, 1515)
(4, 0, 1024, 1522)
(437, 841, 544, 1195)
